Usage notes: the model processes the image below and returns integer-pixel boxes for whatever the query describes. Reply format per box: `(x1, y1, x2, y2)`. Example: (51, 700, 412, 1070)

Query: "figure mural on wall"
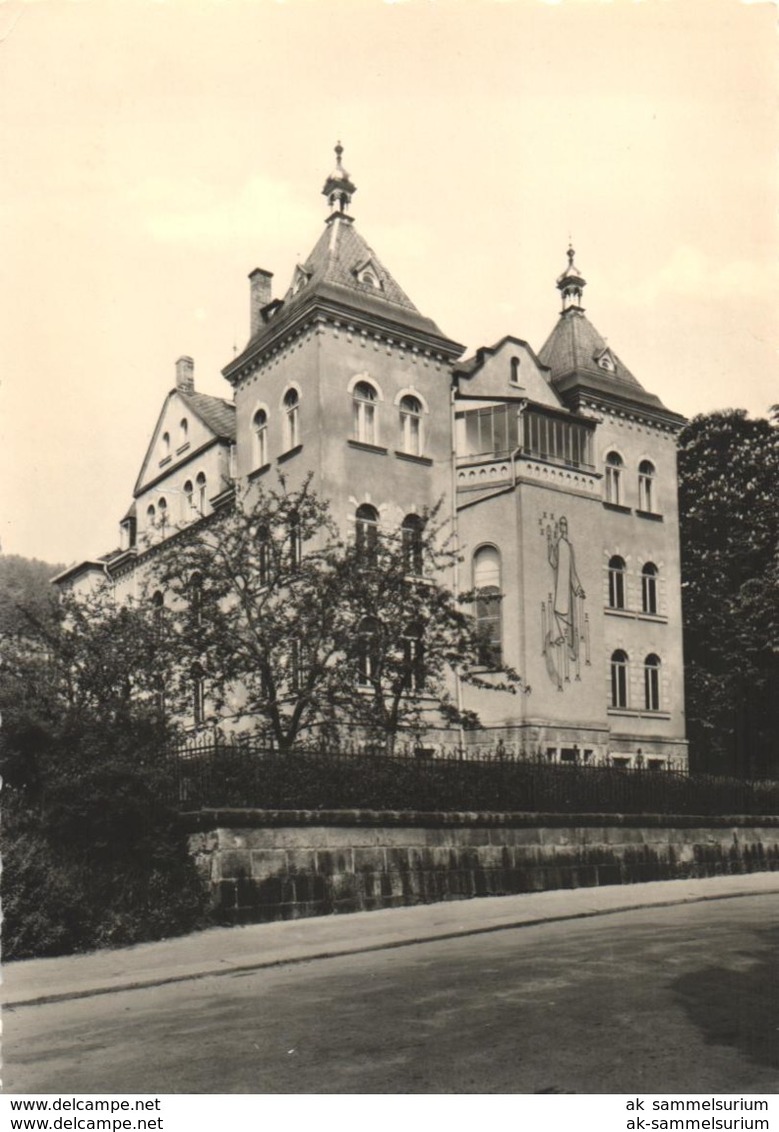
(541, 514, 590, 690)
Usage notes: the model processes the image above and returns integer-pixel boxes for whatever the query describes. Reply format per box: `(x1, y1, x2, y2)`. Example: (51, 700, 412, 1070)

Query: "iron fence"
(163, 737, 779, 818)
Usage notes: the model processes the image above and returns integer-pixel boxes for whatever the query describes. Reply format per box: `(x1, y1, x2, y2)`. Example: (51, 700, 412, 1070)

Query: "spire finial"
(322, 141, 356, 223)
(556, 242, 586, 314)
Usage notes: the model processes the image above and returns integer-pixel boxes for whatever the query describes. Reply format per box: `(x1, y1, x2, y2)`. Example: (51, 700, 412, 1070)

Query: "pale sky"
(1, 0, 776, 567)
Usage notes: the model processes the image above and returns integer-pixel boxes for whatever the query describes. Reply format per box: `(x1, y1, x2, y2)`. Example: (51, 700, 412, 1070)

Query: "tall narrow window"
(196, 472, 207, 514)
(402, 622, 425, 692)
(510, 357, 520, 385)
(401, 513, 424, 575)
(638, 460, 656, 512)
(257, 524, 271, 586)
(183, 480, 194, 517)
(146, 503, 156, 529)
(357, 616, 381, 685)
(158, 497, 168, 533)
(288, 510, 301, 570)
(610, 649, 629, 708)
(605, 452, 623, 505)
(283, 389, 299, 451)
(473, 545, 502, 667)
(353, 381, 377, 445)
(356, 504, 379, 556)
(641, 563, 658, 614)
(190, 573, 203, 628)
(644, 654, 661, 711)
(253, 409, 268, 467)
(179, 418, 189, 447)
(161, 432, 171, 457)
(399, 395, 422, 456)
(608, 555, 626, 609)
(151, 590, 164, 640)
(191, 663, 205, 727)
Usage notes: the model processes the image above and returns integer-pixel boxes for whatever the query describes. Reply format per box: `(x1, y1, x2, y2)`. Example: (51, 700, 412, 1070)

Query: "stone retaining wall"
(184, 810, 779, 924)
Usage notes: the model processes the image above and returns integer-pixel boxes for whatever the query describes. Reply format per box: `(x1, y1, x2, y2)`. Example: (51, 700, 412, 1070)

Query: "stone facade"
(187, 810, 779, 924)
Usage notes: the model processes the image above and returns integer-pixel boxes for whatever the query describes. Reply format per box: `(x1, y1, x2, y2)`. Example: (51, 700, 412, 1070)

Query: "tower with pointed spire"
(56, 149, 689, 771)
(222, 141, 464, 560)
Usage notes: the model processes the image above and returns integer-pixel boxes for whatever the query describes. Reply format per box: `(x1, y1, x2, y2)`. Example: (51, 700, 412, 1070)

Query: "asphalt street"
(5, 891, 778, 1094)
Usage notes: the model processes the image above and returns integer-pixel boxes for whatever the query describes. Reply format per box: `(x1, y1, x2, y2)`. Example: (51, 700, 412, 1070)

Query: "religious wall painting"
(539, 513, 591, 690)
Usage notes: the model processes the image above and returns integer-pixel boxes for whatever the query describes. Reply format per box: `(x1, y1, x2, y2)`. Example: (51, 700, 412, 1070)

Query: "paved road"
(5, 894, 778, 1094)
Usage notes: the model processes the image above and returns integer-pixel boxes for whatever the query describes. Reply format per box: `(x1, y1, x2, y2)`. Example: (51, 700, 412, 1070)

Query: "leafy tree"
(677, 409, 778, 777)
(148, 479, 524, 752)
(0, 553, 63, 637)
(0, 587, 207, 959)
(333, 507, 524, 752)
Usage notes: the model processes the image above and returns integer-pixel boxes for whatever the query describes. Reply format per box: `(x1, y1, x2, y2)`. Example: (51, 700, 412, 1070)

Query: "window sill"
(277, 444, 303, 464)
(604, 608, 669, 624)
(176, 442, 190, 456)
(158, 456, 172, 468)
(607, 708, 671, 721)
(603, 502, 631, 514)
(348, 439, 388, 455)
(395, 450, 433, 466)
(636, 509, 663, 522)
(248, 462, 272, 482)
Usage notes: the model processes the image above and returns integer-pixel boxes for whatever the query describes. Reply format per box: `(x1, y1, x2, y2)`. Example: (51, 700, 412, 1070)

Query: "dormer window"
(596, 348, 616, 373)
(354, 258, 383, 290)
(291, 266, 311, 296)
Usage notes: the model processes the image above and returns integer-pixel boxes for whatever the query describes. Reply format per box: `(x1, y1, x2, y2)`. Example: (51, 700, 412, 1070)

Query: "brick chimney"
(249, 268, 273, 337)
(175, 355, 195, 393)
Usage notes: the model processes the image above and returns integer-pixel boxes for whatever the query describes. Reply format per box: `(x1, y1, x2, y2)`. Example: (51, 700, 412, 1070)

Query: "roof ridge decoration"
(322, 141, 357, 222)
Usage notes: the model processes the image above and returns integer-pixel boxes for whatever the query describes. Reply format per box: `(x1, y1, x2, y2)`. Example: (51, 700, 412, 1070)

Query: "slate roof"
(179, 391, 236, 440)
(538, 309, 668, 412)
(226, 216, 462, 375)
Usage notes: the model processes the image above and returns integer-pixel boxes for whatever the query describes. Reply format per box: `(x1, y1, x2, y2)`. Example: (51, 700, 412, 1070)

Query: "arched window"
(353, 381, 378, 445)
(510, 357, 520, 385)
(288, 510, 301, 570)
(644, 654, 661, 711)
(158, 497, 168, 533)
(196, 472, 207, 514)
(610, 649, 629, 708)
(638, 460, 656, 512)
(401, 513, 424, 575)
(191, 662, 205, 727)
(356, 503, 379, 556)
(605, 452, 623, 505)
(402, 622, 425, 693)
(146, 503, 156, 528)
(357, 616, 381, 685)
(283, 388, 299, 451)
(641, 563, 658, 614)
(161, 431, 170, 457)
(399, 395, 422, 456)
(473, 545, 502, 667)
(253, 409, 268, 467)
(183, 480, 194, 517)
(608, 555, 626, 609)
(179, 418, 188, 446)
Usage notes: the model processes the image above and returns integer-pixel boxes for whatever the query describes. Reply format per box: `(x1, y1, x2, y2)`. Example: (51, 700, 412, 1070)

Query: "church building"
(55, 145, 688, 770)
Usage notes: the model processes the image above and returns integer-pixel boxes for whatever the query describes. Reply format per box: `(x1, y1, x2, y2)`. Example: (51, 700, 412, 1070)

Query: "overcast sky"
(1, 0, 776, 567)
